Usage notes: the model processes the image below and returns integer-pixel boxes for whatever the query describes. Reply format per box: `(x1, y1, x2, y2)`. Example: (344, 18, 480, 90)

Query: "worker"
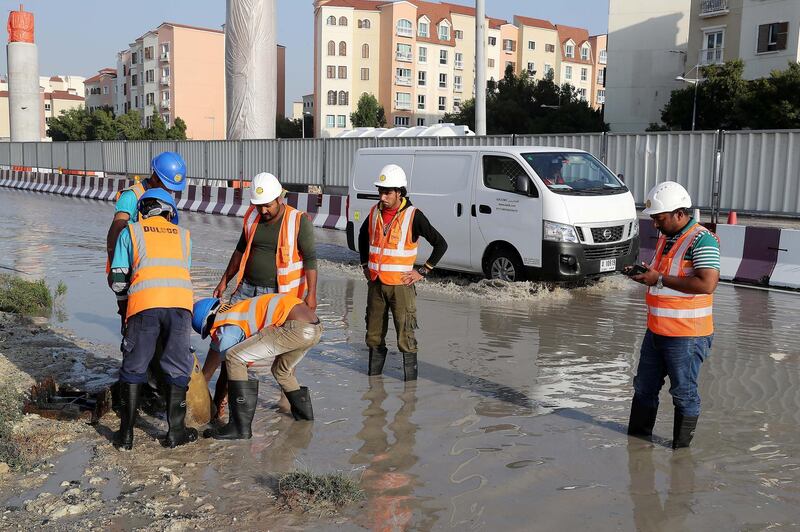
(106, 152, 187, 412)
(192, 293, 323, 440)
(108, 188, 197, 450)
(358, 164, 448, 381)
(207, 172, 317, 417)
(625, 181, 720, 449)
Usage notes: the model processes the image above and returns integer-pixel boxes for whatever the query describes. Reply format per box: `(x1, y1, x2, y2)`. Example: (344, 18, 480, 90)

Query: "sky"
(1, 0, 610, 112)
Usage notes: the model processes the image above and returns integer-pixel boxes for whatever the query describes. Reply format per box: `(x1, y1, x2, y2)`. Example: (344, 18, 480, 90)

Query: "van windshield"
(522, 152, 627, 195)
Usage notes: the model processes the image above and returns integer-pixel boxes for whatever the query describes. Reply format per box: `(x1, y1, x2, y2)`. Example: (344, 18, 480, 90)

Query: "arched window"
(358, 19, 363, 29)
(339, 41, 347, 56)
(327, 91, 337, 105)
(396, 19, 413, 37)
(363, 19, 371, 29)
(362, 43, 369, 59)
(327, 16, 336, 26)
(327, 40, 335, 56)
(339, 91, 348, 106)
(339, 16, 348, 26)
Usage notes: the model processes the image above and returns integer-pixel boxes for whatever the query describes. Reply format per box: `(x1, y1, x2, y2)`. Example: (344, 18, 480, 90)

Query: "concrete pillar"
(7, 7, 41, 142)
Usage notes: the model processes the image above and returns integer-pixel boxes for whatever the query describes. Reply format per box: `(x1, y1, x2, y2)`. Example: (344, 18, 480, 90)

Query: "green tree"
(350, 93, 386, 128)
(166, 117, 187, 140)
(87, 109, 119, 140)
(276, 115, 302, 138)
(146, 111, 168, 140)
(742, 62, 800, 129)
(115, 110, 146, 140)
(46, 107, 91, 141)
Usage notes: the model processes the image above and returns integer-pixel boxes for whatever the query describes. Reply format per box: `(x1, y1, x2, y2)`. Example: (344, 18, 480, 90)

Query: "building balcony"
(454, 84, 463, 93)
(700, 0, 729, 17)
(396, 52, 412, 62)
(160, 100, 170, 109)
(455, 60, 463, 70)
(699, 47, 724, 65)
(395, 101, 412, 111)
(395, 76, 412, 86)
(160, 76, 170, 86)
(160, 51, 170, 61)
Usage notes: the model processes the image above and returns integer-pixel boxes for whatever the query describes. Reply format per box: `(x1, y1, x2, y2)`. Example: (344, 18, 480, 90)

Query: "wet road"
(2, 188, 800, 530)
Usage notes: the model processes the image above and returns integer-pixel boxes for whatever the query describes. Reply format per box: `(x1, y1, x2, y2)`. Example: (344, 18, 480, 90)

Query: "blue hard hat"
(192, 297, 220, 338)
(138, 188, 179, 224)
(151, 151, 187, 191)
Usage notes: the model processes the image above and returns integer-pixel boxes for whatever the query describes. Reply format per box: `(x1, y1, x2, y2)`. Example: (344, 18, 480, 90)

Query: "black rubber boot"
(286, 386, 314, 421)
(672, 412, 699, 449)
(114, 382, 141, 451)
(162, 385, 199, 448)
(204, 379, 259, 440)
(368, 347, 387, 376)
(627, 397, 658, 439)
(402, 352, 418, 382)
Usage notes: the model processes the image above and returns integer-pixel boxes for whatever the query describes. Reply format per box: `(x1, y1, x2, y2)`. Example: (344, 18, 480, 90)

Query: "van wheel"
(486, 249, 525, 282)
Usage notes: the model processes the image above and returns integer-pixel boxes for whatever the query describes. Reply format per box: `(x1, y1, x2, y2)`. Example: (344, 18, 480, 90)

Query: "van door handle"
(479, 204, 492, 214)
(471, 204, 476, 217)
(456, 203, 462, 217)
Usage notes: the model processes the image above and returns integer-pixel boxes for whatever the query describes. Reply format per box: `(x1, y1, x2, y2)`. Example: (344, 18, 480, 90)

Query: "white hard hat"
(374, 164, 407, 188)
(643, 181, 692, 215)
(250, 172, 283, 205)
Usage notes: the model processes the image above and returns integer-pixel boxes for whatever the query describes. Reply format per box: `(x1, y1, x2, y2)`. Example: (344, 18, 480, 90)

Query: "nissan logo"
(602, 229, 612, 240)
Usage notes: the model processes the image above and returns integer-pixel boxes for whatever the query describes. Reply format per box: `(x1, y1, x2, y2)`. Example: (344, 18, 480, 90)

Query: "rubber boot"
(162, 384, 199, 448)
(672, 412, 699, 449)
(114, 382, 141, 451)
(368, 347, 387, 376)
(402, 352, 418, 382)
(204, 379, 259, 440)
(286, 386, 314, 421)
(627, 397, 658, 439)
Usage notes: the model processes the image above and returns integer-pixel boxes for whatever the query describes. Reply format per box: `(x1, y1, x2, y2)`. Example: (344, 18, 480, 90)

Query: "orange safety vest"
(126, 216, 193, 320)
(210, 293, 302, 339)
(646, 222, 716, 337)
(367, 202, 418, 285)
(237, 204, 307, 298)
(106, 182, 147, 274)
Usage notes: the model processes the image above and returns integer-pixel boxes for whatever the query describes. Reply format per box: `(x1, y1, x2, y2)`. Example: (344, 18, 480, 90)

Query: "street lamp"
(205, 115, 216, 139)
(676, 66, 705, 132)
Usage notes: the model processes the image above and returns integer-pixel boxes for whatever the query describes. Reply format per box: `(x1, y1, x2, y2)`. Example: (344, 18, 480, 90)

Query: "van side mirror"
(514, 175, 533, 196)
(617, 173, 624, 182)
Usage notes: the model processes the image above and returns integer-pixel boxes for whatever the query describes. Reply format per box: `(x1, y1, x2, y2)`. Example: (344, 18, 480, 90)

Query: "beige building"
(0, 76, 85, 141)
(313, 0, 607, 136)
(115, 22, 286, 139)
(84, 68, 117, 112)
(589, 34, 607, 108)
(686, 0, 744, 75)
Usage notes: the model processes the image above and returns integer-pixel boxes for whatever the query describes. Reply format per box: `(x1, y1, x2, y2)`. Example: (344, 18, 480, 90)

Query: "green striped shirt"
(662, 219, 721, 271)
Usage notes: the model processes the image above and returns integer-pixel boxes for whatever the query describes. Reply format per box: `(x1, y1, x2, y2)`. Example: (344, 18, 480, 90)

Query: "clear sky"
(1, 0, 609, 112)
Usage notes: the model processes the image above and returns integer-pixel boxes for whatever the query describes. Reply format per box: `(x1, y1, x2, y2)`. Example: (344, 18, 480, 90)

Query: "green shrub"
(0, 274, 54, 316)
(278, 469, 365, 513)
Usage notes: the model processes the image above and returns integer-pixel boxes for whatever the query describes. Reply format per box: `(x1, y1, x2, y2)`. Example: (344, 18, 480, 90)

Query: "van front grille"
(590, 225, 624, 243)
(583, 241, 632, 261)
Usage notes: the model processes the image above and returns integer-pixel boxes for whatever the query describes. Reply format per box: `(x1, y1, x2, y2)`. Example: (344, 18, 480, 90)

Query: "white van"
(346, 146, 639, 282)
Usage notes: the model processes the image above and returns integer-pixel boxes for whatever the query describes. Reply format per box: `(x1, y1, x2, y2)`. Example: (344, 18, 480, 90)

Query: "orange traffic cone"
(726, 211, 738, 225)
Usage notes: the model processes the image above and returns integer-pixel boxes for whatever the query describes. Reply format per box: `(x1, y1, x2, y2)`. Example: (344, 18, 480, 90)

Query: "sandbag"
(186, 354, 213, 427)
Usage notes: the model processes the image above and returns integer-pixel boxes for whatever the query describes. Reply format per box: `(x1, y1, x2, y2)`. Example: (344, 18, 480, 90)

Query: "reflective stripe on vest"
(126, 216, 193, 319)
(645, 222, 714, 337)
(236, 205, 307, 298)
(212, 293, 296, 339)
(107, 182, 147, 274)
(367, 204, 418, 285)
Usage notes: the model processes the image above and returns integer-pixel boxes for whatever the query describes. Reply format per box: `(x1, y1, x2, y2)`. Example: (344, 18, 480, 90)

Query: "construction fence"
(1, 129, 799, 217)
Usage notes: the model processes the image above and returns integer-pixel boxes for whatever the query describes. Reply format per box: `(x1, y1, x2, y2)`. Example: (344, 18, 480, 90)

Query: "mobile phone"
(624, 264, 649, 276)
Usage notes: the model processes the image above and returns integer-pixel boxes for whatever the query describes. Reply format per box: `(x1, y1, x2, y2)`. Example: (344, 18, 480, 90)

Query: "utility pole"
(475, 0, 486, 135)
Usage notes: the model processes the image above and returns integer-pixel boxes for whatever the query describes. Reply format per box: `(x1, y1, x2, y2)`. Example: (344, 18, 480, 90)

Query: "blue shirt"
(110, 224, 192, 270)
(210, 325, 247, 359)
(114, 189, 141, 221)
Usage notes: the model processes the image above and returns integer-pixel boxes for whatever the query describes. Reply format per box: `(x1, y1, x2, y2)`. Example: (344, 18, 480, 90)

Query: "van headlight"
(630, 219, 639, 237)
(543, 221, 579, 243)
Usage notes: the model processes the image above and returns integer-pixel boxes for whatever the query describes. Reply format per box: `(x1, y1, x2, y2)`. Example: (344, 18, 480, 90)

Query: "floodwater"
(2, 188, 800, 530)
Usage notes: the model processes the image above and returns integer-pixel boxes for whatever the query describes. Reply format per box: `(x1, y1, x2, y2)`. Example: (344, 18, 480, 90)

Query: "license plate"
(600, 258, 616, 272)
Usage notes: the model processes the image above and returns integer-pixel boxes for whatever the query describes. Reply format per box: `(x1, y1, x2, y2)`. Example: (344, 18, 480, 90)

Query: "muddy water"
(2, 188, 800, 530)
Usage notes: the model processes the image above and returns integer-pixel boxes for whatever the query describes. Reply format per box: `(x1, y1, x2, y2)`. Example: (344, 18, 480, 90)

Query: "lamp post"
(205, 115, 216, 139)
(676, 65, 705, 131)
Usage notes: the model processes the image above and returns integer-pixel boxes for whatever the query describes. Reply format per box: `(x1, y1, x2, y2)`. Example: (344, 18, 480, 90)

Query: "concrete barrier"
(734, 226, 781, 286)
(770, 229, 800, 290)
(715, 224, 746, 281)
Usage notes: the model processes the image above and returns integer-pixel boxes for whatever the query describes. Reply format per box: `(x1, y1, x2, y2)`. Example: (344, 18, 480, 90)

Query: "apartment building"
(313, 0, 607, 137)
(84, 68, 117, 112)
(0, 76, 85, 140)
(589, 34, 607, 108)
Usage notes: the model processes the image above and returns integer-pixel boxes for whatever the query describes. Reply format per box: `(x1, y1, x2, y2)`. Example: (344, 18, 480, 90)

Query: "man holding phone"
(624, 181, 720, 449)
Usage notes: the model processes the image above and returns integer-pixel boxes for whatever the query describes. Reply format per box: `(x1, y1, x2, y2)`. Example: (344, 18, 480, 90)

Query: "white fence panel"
(22, 143, 37, 167)
(52, 142, 68, 170)
(67, 142, 85, 171)
(325, 138, 374, 188)
(242, 140, 280, 181)
(85, 142, 104, 172)
(0, 143, 10, 166)
(125, 141, 151, 175)
(104, 141, 126, 173)
(281, 139, 324, 186)
(36, 143, 52, 170)
(207, 141, 239, 182)
(10, 143, 23, 166)
(176, 141, 206, 180)
(516, 133, 604, 157)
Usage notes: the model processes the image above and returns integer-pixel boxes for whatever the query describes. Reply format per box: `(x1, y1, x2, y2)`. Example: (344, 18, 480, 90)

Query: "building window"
(327, 41, 335, 56)
(417, 118, 425, 126)
(503, 39, 516, 52)
(134, 95, 140, 107)
(337, 115, 346, 127)
(597, 69, 605, 85)
(160, 43, 169, 57)
(581, 68, 587, 82)
(528, 41, 535, 50)
(565, 65, 572, 80)
(545, 43, 555, 53)
(327, 91, 336, 105)
(418, 94, 425, 110)
(454, 75, 462, 91)
(565, 43, 574, 58)
(419, 46, 427, 63)
(362, 43, 369, 58)
(454, 98, 461, 112)
(361, 68, 369, 81)
(488, 58, 495, 68)
(418, 18, 429, 38)
(599, 49, 607, 64)
(327, 16, 336, 26)
(146, 92, 154, 105)
(396, 67, 412, 85)
(394, 116, 410, 126)
(439, 73, 447, 88)
(545, 63, 553, 76)
(440, 49, 448, 65)
(581, 45, 590, 61)
(326, 114, 335, 127)
(418, 71, 426, 86)
(145, 69, 154, 83)
(758, 22, 788, 53)
(527, 62, 535, 75)
(363, 19, 371, 29)
(397, 43, 412, 61)
(505, 61, 516, 72)
(144, 46, 154, 60)
(455, 30, 463, 40)
(162, 66, 170, 78)
(396, 92, 411, 110)
(577, 88, 586, 100)
(162, 114, 170, 125)
(339, 91, 348, 105)
(132, 74, 138, 86)
(488, 36, 496, 46)
(44, 103, 51, 111)
(339, 41, 347, 56)
(701, 30, 724, 64)
(438, 22, 450, 41)
(132, 52, 138, 64)
(438, 96, 446, 111)
(327, 66, 335, 79)
(338, 66, 347, 79)
(339, 16, 348, 26)
(455, 52, 463, 69)
(161, 90, 170, 102)
(597, 89, 605, 104)
(397, 19, 413, 37)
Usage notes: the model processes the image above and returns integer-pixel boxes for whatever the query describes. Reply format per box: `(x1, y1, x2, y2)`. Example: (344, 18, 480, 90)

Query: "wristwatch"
(417, 266, 430, 277)
(656, 274, 664, 289)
